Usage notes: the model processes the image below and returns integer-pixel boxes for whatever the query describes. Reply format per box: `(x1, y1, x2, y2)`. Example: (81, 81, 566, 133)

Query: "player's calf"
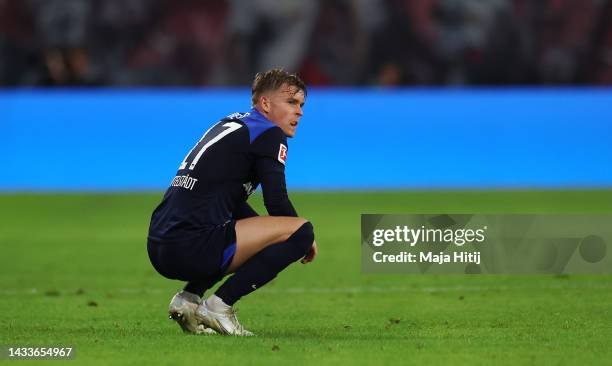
(215, 221, 315, 305)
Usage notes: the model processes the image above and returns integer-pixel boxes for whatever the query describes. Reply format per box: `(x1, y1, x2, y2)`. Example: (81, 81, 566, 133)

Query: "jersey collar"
(248, 107, 275, 127)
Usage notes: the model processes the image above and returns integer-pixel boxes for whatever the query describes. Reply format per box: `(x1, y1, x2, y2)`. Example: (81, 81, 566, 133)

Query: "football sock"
(215, 221, 314, 305)
(183, 276, 221, 298)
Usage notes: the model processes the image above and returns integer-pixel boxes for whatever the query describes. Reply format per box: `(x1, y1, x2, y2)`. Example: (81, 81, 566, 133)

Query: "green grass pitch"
(1, 191, 611, 365)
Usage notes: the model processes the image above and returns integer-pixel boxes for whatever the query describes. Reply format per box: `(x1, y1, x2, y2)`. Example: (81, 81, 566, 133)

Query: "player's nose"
(296, 106, 303, 117)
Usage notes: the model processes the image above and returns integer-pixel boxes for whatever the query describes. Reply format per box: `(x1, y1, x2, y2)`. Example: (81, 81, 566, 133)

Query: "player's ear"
(260, 95, 271, 113)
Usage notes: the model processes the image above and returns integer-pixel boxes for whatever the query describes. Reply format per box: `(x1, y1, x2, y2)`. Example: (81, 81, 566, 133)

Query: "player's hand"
(301, 241, 317, 264)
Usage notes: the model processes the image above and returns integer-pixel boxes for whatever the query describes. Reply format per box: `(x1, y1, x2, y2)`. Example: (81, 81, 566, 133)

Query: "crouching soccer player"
(147, 69, 317, 336)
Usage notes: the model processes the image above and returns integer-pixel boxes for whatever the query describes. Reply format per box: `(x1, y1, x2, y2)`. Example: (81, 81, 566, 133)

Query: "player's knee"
(294, 217, 308, 229)
(289, 221, 314, 255)
(281, 217, 307, 240)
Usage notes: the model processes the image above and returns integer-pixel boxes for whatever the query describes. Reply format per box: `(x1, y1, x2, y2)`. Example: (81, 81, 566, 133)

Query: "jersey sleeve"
(251, 127, 298, 217)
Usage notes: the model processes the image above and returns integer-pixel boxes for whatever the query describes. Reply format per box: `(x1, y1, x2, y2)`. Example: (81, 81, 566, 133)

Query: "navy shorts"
(147, 221, 237, 282)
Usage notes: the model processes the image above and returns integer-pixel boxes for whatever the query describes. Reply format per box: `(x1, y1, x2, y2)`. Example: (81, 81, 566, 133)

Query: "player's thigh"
(228, 216, 308, 272)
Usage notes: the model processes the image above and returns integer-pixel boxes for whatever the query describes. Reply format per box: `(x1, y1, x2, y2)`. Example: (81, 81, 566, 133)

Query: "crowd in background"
(1, 0, 611, 87)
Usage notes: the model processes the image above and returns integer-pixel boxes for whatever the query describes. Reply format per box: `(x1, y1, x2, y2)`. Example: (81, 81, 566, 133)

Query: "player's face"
(263, 84, 305, 138)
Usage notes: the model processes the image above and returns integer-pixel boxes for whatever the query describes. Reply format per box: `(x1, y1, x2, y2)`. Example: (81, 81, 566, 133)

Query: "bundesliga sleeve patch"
(278, 143, 288, 165)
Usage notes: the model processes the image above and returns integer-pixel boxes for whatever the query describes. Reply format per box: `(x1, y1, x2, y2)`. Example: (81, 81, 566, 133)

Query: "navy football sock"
(214, 222, 314, 305)
(184, 276, 220, 298)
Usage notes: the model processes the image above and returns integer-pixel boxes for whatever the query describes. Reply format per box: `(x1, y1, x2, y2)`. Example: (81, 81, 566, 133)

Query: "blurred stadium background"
(1, 1, 612, 364)
(2, 0, 612, 87)
(2, 0, 611, 190)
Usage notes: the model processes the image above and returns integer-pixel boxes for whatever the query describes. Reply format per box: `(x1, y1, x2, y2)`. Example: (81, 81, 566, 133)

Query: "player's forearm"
(260, 172, 298, 216)
(263, 193, 298, 217)
(256, 158, 298, 217)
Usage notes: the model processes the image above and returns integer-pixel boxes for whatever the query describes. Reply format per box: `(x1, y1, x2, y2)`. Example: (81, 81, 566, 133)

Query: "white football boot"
(196, 297, 254, 336)
(168, 291, 217, 335)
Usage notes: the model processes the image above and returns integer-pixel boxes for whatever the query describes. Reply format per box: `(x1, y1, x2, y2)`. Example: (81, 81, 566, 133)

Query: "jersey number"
(179, 122, 242, 170)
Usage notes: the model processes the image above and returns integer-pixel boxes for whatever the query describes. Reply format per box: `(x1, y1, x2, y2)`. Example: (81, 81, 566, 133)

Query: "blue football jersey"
(148, 108, 297, 242)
